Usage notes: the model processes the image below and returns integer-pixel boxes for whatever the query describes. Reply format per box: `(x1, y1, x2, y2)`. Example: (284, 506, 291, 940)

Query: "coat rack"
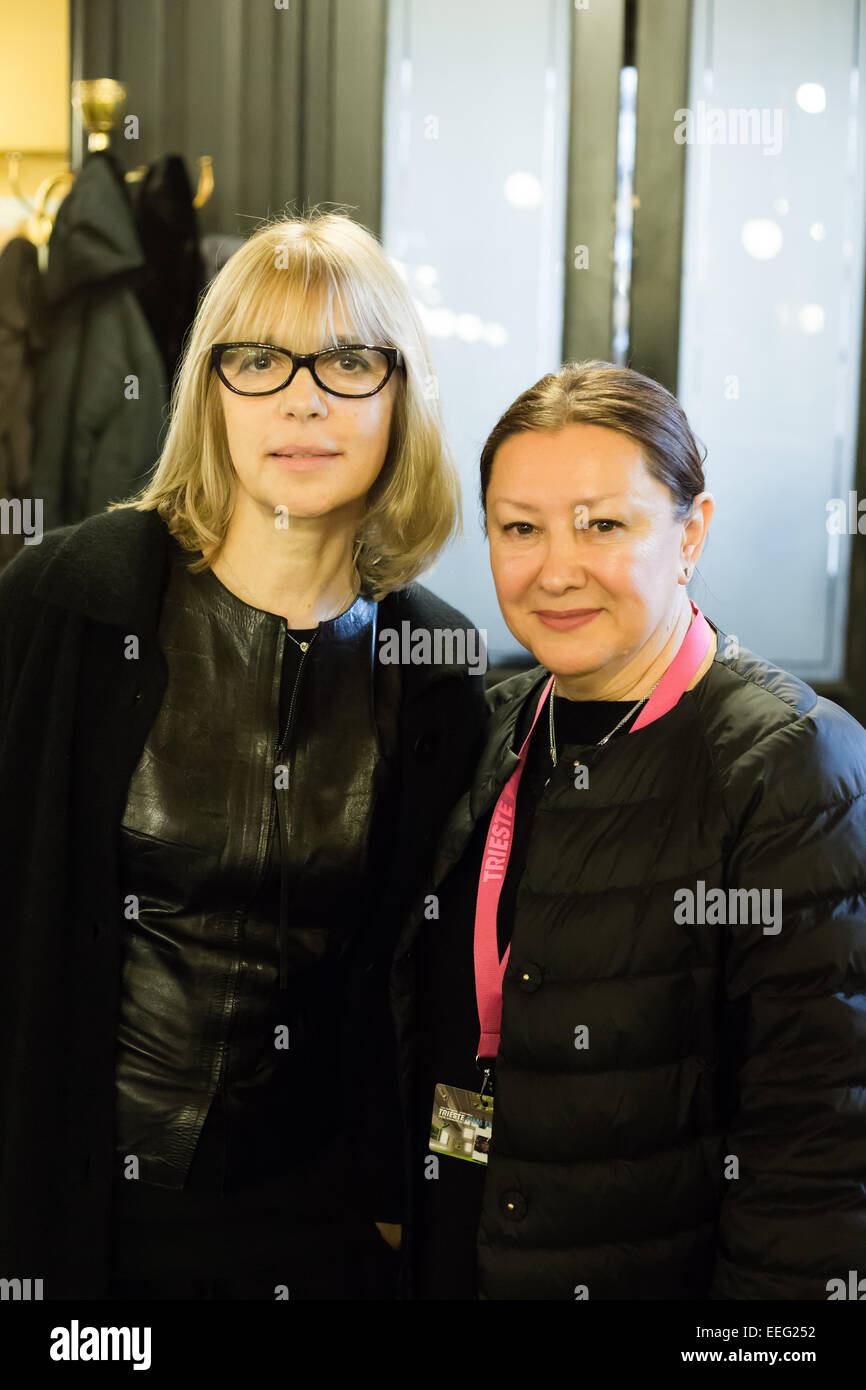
(2, 80, 214, 257)
(71, 78, 214, 205)
(2, 152, 74, 251)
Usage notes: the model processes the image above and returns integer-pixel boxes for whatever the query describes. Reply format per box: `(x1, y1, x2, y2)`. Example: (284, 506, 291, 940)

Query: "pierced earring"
(682, 562, 693, 579)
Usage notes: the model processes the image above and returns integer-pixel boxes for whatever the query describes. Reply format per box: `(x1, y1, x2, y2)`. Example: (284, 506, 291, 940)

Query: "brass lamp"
(71, 79, 127, 151)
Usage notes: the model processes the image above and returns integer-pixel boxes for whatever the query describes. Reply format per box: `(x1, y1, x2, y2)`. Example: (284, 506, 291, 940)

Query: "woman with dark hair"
(396, 359, 866, 1301)
(0, 210, 487, 1301)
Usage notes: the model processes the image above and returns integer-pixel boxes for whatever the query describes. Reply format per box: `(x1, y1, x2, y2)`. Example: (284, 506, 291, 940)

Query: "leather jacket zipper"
(277, 622, 311, 753)
(276, 622, 312, 989)
(203, 622, 311, 1189)
(210, 917, 242, 1197)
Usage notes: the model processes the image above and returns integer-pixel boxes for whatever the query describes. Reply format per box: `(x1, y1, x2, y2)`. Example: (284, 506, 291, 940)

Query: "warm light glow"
(796, 83, 826, 114)
(415, 302, 508, 347)
(0, 0, 69, 149)
(483, 322, 508, 347)
(799, 303, 825, 333)
(455, 313, 484, 342)
(503, 171, 543, 209)
(741, 218, 784, 259)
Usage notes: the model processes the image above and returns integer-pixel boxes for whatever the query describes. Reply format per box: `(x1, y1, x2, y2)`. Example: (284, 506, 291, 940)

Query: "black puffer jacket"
(393, 622, 866, 1299)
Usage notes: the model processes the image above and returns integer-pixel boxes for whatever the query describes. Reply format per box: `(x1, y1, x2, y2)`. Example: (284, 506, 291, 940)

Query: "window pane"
(382, 0, 571, 662)
(677, 0, 866, 678)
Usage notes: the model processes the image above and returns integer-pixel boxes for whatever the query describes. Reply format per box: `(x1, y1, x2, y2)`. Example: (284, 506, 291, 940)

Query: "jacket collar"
(32, 505, 478, 693)
(465, 608, 728, 825)
(419, 613, 733, 905)
(468, 667, 545, 819)
(419, 666, 545, 896)
(34, 505, 173, 631)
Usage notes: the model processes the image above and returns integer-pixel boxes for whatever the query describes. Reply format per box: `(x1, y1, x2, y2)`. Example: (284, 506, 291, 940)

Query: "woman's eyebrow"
(494, 494, 628, 508)
(255, 334, 361, 348)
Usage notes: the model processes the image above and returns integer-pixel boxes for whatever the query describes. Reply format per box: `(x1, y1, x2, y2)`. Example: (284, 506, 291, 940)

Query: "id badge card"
(429, 1082, 494, 1165)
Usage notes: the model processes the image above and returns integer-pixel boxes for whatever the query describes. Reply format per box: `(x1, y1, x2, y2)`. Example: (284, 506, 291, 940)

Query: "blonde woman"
(401, 361, 866, 1300)
(0, 211, 486, 1300)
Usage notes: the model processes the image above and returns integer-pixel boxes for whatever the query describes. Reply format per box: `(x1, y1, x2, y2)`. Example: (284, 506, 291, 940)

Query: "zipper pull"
(286, 616, 312, 652)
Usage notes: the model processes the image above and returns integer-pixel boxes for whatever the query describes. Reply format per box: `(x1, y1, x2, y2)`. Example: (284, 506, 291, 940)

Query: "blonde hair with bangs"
(109, 209, 461, 598)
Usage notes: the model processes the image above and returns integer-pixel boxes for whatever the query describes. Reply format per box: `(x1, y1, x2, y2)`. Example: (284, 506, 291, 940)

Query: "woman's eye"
(500, 519, 622, 536)
(240, 352, 274, 371)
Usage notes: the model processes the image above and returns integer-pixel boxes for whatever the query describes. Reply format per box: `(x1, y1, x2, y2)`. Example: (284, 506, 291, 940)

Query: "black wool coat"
(28, 153, 168, 530)
(0, 504, 487, 1298)
(0, 236, 44, 570)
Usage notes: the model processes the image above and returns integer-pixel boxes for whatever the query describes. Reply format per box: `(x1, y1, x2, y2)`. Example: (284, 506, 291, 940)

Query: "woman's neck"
(205, 493, 361, 627)
(554, 593, 700, 702)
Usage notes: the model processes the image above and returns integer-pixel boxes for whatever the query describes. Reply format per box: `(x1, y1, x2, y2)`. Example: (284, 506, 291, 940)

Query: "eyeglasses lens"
(218, 345, 389, 395)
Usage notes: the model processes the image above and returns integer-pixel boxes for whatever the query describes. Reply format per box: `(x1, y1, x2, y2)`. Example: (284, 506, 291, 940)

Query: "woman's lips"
(269, 451, 342, 471)
(535, 608, 601, 631)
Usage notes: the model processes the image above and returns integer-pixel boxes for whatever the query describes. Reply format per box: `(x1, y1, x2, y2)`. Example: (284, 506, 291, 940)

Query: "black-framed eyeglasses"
(210, 341, 403, 398)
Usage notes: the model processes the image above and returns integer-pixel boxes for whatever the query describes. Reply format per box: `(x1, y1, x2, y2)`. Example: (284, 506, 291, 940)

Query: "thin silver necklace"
(548, 676, 661, 770)
(549, 606, 696, 769)
(214, 552, 359, 653)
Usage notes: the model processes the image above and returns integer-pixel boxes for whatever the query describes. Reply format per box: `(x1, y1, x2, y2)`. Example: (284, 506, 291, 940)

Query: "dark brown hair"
(479, 359, 706, 529)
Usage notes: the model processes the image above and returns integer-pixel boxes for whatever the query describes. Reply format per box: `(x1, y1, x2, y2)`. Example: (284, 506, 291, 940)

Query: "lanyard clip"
(476, 1054, 495, 1101)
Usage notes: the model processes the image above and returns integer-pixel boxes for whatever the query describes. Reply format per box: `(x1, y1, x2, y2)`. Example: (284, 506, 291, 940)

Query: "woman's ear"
(680, 492, 714, 571)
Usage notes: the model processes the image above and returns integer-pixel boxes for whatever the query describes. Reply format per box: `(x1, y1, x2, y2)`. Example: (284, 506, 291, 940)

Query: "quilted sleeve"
(709, 700, 866, 1299)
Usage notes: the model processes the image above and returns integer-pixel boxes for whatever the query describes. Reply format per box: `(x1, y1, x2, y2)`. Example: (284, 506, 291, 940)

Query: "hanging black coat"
(0, 503, 487, 1298)
(28, 153, 168, 530)
(128, 155, 205, 388)
(0, 235, 44, 569)
(392, 628, 866, 1299)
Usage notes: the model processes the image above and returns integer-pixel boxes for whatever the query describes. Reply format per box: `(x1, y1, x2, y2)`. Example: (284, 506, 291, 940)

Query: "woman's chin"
(518, 632, 607, 679)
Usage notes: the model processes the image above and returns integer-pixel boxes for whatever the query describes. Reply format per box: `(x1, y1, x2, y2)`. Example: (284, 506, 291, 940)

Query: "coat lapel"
(425, 666, 548, 897)
(33, 504, 173, 626)
(33, 506, 481, 700)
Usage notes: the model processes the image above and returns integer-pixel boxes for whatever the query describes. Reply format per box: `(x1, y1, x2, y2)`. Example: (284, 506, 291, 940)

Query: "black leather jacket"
(113, 543, 401, 1193)
(0, 502, 488, 1293)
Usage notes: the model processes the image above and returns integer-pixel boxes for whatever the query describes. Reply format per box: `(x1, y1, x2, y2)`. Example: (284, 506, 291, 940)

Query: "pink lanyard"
(474, 600, 715, 1060)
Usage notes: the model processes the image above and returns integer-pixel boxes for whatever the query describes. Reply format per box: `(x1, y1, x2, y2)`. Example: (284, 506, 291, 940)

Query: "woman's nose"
(536, 527, 589, 591)
(276, 367, 329, 418)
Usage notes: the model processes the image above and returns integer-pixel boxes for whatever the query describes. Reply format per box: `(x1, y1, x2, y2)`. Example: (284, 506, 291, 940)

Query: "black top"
(184, 622, 319, 1195)
(113, 619, 319, 1222)
(415, 690, 644, 1299)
